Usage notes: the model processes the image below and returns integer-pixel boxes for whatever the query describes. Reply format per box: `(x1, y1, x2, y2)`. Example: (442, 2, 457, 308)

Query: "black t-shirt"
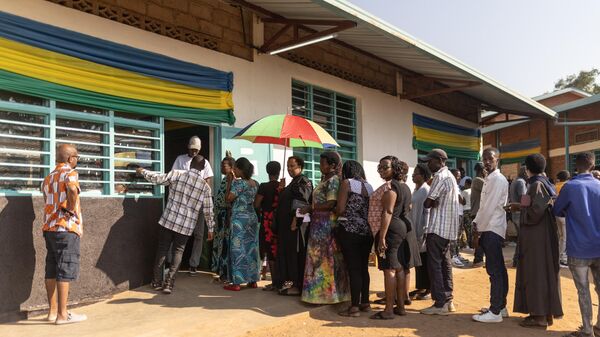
(257, 180, 279, 212)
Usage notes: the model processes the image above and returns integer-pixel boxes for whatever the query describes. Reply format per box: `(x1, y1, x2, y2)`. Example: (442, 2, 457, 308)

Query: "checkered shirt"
(425, 166, 461, 240)
(142, 168, 214, 236)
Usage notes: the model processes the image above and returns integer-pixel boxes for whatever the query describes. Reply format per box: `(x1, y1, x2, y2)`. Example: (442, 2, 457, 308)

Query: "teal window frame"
(291, 80, 357, 186)
(0, 91, 163, 197)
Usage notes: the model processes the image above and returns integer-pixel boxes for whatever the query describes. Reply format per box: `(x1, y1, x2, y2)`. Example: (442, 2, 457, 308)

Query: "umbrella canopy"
(233, 114, 339, 148)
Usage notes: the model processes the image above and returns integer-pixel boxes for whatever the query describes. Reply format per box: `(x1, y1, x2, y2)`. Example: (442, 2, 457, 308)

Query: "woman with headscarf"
(301, 151, 350, 304)
(512, 153, 563, 329)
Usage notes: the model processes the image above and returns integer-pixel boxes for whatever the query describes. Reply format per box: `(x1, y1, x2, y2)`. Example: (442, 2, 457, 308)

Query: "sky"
(347, 0, 600, 97)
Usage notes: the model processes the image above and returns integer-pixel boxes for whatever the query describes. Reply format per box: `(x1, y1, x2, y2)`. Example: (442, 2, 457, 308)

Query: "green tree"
(554, 68, 600, 94)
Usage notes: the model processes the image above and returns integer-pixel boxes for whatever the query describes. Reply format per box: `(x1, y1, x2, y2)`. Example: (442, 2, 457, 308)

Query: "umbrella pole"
(282, 139, 287, 179)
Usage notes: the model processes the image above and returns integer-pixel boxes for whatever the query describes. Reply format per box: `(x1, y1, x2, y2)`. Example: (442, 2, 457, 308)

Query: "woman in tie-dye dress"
(301, 151, 350, 304)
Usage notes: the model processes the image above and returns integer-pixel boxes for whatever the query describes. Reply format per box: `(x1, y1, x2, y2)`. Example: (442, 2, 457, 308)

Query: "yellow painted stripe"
(501, 147, 541, 159)
(0, 37, 232, 110)
(306, 119, 340, 147)
(413, 125, 481, 152)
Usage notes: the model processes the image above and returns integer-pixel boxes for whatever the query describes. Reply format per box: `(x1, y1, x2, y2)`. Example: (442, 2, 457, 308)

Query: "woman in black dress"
(274, 156, 313, 295)
(370, 156, 413, 320)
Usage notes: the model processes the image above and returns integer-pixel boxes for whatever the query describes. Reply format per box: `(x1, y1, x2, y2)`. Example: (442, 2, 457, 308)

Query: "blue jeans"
(479, 231, 508, 314)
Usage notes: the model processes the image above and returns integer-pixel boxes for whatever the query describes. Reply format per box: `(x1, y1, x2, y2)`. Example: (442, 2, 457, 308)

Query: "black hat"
(420, 148, 448, 162)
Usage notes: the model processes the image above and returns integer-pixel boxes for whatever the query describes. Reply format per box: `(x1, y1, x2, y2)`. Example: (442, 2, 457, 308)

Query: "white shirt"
(461, 189, 472, 212)
(172, 154, 214, 179)
(473, 169, 508, 238)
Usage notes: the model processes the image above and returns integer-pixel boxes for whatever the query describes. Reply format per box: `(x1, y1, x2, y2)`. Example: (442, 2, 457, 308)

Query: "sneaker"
(473, 310, 503, 323)
(446, 301, 456, 312)
(150, 281, 163, 291)
(458, 255, 471, 263)
(452, 256, 465, 268)
(472, 260, 484, 268)
(480, 307, 509, 318)
(162, 280, 174, 294)
(55, 312, 87, 325)
(421, 304, 450, 316)
(189, 266, 198, 276)
(416, 292, 431, 300)
(559, 261, 569, 268)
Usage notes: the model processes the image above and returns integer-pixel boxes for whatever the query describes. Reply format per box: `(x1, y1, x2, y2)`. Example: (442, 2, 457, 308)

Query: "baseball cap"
(419, 148, 448, 162)
(188, 136, 201, 150)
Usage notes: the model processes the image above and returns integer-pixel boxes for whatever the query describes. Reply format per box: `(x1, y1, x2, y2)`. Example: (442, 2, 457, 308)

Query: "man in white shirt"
(172, 136, 214, 275)
(471, 148, 509, 323)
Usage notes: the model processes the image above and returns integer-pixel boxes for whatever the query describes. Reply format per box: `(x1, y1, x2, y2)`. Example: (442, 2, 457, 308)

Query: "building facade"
(0, 0, 553, 321)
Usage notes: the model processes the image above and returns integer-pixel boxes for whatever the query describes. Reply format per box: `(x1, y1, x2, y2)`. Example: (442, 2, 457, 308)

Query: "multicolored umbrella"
(233, 114, 339, 148)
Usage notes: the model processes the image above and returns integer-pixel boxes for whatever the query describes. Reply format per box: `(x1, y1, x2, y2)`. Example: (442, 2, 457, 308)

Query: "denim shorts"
(44, 231, 81, 281)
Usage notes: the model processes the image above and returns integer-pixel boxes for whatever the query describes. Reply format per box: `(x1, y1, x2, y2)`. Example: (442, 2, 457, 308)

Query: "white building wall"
(2, 0, 478, 188)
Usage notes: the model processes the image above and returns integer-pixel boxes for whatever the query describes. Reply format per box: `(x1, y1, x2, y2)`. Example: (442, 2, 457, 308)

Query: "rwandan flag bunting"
(413, 113, 482, 160)
(0, 11, 235, 125)
(499, 139, 541, 164)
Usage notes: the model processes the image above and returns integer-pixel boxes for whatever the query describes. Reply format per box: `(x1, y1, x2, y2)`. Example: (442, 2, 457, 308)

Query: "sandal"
(373, 298, 386, 305)
(563, 326, 594, 337)
(223, 284, 241, 291)
(393, 306, 407, 316)
(262, 283, 276, 291)
(369, 311, 395, 320)
(359, 303, 372, 312)
(519, 316, 547, 329)
(247, 282, 258, 289)
(338, 307, 360, 317)
(278, 287, 300, 296)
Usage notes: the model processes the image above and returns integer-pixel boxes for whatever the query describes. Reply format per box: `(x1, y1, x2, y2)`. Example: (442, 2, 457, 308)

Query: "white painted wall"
(2, 0, 478, 189)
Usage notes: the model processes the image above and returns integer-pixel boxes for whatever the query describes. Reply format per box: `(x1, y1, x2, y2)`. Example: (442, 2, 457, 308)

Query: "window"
(0, 91, 162, 196)
(291, 81, 357, 185)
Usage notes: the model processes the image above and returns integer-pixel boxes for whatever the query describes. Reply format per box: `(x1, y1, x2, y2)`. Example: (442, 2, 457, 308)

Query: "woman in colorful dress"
(254, 161, 281, 291)
(301, 151, 350, 304)
(275, 156, 313, 296)
(337, 160, 374, 317)
(211, 155, 235, 282)
(224, 157, 260, 291)
(369, 156, 412, 320)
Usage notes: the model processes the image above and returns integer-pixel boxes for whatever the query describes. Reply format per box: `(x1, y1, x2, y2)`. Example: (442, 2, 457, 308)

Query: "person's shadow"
(95, 198, 160, 290)
(0, 196, 36, 323)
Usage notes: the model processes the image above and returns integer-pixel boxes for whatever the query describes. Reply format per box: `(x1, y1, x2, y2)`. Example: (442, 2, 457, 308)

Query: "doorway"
(164, 120, 213, 270)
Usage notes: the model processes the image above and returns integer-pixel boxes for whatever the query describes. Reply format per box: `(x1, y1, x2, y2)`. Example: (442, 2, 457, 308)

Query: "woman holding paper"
(274, 156, 313, 296)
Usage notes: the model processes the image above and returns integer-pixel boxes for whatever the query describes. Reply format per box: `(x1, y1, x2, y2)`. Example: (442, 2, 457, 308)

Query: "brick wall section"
(47, 0, 254, 61)
(484, 93, 600, 178)
(537, 92, 585, 108)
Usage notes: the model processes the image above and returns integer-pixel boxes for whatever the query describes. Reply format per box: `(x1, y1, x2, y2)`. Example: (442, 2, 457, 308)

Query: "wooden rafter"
(258, 19, 356, 54)
(400, 81, 481, 100)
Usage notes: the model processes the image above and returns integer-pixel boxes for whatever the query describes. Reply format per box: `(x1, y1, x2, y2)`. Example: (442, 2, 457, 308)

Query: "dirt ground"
(245, 256, 594, 337)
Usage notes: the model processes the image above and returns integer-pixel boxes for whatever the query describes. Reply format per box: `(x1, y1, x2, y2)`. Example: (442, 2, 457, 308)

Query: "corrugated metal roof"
(246, 0, 557, 119)
(553, 94, 600, 113)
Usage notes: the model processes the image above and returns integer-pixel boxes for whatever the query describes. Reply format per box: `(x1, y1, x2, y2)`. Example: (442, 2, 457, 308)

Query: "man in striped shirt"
(41, 144, 87, 325)
(137, 155, 215, 294)
(420, 148, 461, 316)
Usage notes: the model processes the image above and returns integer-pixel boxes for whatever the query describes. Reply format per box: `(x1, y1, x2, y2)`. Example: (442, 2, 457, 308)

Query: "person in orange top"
(41, 144, 87, 325)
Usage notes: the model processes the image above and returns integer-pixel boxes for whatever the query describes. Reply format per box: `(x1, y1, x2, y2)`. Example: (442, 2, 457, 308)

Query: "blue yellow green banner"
(0, 11, 235, 125)
(500, 139, 541, 164)
(413, 113, 481, 160)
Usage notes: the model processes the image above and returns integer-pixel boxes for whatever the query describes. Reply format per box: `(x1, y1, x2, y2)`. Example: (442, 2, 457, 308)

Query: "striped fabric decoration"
(499, 139, 541, 164)
(0, 11, 235, 125)
(412, 113, 482, 160)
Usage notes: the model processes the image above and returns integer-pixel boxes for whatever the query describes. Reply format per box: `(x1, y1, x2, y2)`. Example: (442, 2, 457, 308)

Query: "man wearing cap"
(172, 136, 214, 275)
(420, 149, 461, 316)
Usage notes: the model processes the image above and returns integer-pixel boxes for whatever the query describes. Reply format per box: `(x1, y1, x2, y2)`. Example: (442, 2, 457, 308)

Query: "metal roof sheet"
(246, 0, 558, 119)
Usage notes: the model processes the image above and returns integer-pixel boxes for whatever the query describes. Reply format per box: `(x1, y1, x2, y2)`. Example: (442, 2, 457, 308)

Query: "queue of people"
(41, 137, 600, 336)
